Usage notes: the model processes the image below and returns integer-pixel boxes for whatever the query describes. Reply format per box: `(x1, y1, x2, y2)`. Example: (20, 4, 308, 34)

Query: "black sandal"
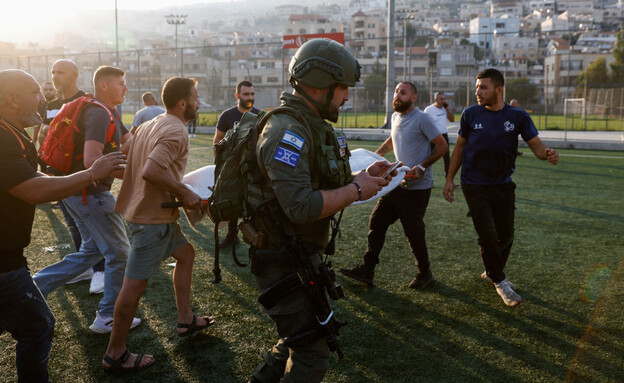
(102, 349, 155, 372)
(177, 315, 215, 337)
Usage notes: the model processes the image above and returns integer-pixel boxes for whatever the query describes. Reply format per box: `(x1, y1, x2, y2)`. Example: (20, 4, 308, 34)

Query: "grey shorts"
(125, 221, 189, 280)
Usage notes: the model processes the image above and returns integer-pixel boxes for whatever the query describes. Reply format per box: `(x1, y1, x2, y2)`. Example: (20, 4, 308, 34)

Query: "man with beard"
(33, 66, 141, 333)
(443, 68, 558, 307)
(213, 80, 260, 247)
(0, 69, 126, 382)
(247, 38, 393, 383)
(33, 81, 57, 146)
(102, 77, 213, 372)
(340, 81, 447, 289)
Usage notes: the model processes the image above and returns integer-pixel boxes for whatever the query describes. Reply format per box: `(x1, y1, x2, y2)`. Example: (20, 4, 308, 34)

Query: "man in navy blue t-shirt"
(443, 68, 559, 307)
(212, 80, 260, 246)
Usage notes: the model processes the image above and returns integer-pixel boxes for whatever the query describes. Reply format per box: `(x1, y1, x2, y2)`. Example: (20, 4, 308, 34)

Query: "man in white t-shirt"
(424, 92, 454, 176)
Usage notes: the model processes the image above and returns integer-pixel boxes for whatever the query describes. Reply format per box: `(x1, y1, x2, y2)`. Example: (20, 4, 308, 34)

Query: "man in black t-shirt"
(33, 66, 141, 334)
(213, 80, 260, 246)
(0, 69, 125, 383)
(33, 81, 57, 146)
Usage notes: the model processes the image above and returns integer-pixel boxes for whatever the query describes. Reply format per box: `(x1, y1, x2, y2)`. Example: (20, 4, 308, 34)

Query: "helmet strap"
(291, 81, 334, 120)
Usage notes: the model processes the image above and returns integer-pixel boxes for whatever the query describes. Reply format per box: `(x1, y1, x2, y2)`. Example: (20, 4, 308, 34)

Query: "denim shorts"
(125, 221, 189, 280)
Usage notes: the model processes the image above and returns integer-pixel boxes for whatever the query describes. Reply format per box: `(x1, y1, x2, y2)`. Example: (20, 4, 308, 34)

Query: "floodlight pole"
(166, 14, 187, 75)
(385, 0, 396, 129)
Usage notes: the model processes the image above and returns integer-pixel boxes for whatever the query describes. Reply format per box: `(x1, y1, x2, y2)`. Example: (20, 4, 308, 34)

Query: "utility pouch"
(240, 221, 267, 249)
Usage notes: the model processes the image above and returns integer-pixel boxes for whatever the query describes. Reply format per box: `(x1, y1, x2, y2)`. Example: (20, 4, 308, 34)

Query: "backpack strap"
(85, 98, 117, 145)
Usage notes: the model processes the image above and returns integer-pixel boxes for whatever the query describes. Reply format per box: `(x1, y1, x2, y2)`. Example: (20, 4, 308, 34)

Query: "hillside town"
(1, 0, 623, 113)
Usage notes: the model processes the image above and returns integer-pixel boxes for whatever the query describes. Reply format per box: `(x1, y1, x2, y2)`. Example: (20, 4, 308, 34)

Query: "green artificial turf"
(2, 136, 622, 382)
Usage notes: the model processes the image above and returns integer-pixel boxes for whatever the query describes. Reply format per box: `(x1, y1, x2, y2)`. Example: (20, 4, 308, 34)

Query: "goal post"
(564, 98, 586, 120)
(564, 98, 586, 140)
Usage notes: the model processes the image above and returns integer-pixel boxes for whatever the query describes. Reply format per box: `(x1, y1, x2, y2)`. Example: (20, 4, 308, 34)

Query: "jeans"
(58, 200, 105, 273)
(57, 199, 81, 251)
(33, 191, 130, 317)
(0, 267, 55, 383)
(461, 182, 516, 283)
(363, 187, 432, 273)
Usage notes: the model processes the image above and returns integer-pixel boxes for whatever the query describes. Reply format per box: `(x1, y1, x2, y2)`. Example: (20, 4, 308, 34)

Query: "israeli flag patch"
(274, 147, 300, 167)
(281, 131, 305, 151)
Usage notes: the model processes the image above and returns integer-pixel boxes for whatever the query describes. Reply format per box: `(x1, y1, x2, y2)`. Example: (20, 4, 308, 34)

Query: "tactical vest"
(246, 114, 352, 250)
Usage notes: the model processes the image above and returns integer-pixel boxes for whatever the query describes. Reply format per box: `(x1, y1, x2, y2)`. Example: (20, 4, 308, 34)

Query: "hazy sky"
(1, 0, 229, 44)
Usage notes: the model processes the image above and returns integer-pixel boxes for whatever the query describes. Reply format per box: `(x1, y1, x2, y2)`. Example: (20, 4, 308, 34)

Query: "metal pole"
(115, 0, 119, 65)
(403, 18, 407, 81)
(137, 49, 141, 108)
(385, 0, 396, 128)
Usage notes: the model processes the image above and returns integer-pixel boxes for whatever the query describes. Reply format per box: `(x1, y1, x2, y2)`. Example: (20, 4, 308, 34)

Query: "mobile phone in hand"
(381, 162, 401, 178)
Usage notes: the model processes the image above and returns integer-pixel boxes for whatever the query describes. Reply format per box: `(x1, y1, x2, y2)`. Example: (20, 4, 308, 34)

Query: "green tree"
(505, 78, 539, 105)
(576, 57, 610, 89)
(610, 26, 624, 84)
(363, 60, 386, 111)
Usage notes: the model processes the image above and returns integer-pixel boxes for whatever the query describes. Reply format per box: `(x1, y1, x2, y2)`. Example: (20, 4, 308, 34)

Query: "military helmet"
(289, 38, 361, 89)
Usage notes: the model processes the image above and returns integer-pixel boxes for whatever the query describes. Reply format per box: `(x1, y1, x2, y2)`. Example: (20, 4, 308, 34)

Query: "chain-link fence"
(3, 35, 623, 131)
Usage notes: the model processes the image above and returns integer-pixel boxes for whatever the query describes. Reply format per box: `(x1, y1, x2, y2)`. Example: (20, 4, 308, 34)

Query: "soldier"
(246, 39, 396, 383)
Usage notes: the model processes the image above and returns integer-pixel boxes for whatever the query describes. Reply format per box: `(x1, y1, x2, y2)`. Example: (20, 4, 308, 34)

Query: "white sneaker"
(65, 269, 93, 285)
(88, 310, 142, 334)
(89, 271, 105, 295)
(481, 271, 517, 291)
(495, 280, 522, 307)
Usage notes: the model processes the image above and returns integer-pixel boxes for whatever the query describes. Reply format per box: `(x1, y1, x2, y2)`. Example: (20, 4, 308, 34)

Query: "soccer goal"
(564, 98, 586, 120)
(564, 98, 586, 135)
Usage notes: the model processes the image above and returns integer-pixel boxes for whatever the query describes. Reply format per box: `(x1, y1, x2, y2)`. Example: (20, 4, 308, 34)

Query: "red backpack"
(38, 94, 116, 174)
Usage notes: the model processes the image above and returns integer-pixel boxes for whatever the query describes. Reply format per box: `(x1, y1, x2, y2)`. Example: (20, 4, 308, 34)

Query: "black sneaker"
(408, 270, 434, 289)
(340, 264, 375, 286)
(219, 234, 240, 247)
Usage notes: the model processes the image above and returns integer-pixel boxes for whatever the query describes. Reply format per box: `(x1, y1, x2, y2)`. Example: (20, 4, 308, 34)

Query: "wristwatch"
(417, 164, 426, 172)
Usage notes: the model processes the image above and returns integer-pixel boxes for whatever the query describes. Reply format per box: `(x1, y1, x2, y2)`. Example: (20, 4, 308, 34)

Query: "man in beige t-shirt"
(102, 77, 214, 372)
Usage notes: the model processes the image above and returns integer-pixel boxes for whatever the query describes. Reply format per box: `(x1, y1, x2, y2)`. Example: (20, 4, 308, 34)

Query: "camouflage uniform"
(250, 92, 352, 383)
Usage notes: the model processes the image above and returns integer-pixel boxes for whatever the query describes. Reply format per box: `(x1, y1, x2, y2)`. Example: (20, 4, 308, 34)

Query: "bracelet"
(352, 182, 362, 201)
(417, 164, 426, 172)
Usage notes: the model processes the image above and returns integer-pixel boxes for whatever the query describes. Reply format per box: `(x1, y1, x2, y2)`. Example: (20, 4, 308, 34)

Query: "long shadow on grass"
(50, 285, 234, 383)
(516, 197, 624, 225)
(520, 162, 624, 179)
(335, 280, 577, 382)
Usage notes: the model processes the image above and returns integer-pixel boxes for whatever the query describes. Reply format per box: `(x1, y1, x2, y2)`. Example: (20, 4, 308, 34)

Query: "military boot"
(408, 269, 434, 289)
(340, 263, 375, 286)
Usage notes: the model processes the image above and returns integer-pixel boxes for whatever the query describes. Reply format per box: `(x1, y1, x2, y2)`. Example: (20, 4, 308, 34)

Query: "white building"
(469, 17, 521, 51)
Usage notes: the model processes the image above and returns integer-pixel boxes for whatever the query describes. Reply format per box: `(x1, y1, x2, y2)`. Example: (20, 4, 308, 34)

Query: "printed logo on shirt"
(473, 123, 484, 130)
(281, 131, 305, 151)
(274, 146, 300, 167)
(47, 109, 60, 119)
(504, 121, 515, 132)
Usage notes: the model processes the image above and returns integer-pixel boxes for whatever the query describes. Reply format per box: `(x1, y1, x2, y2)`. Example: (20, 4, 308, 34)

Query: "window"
(440, 68, 452, 76)
(318, 28, 325, 33)
(267, 76, 279, 83)
(440, 53, 452, 62)
(299, 28, 306, 34)
(229, 77, 237, 83)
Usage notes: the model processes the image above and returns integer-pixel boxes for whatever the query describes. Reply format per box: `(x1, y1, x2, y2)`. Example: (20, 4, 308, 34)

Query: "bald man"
(131, 91, 165, 134)
(38, 60, 107, 293)
(0, 69, 125, 383)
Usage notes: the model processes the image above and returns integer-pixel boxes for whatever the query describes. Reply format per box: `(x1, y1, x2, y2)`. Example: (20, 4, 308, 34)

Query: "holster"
(257, 273, 302, 310)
